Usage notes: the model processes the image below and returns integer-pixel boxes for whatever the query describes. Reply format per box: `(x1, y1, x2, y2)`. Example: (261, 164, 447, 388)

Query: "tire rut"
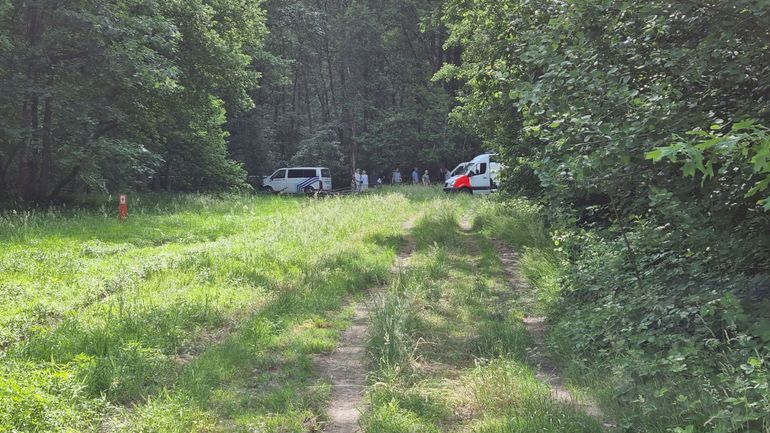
(491, 238, 615, 429)
(316, 216, 419, 433)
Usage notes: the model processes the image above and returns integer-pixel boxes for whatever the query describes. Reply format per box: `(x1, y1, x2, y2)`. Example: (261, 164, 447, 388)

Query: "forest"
(0, 0, 477, 199)
(2, 0, 770, 432)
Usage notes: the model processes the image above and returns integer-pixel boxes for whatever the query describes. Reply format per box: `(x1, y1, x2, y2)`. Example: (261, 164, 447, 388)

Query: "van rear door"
(320, 168, 332, 191)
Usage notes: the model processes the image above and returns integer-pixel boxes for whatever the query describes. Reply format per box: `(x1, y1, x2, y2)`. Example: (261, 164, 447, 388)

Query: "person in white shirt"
(354, 169, 362, 192)
(361, 170, 369, 191)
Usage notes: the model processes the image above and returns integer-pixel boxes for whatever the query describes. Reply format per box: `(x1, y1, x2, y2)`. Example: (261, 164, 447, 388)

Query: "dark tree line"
(0, 0, 269, 201)
(0, 0, 479, 201)
(229, 0, 477, 188)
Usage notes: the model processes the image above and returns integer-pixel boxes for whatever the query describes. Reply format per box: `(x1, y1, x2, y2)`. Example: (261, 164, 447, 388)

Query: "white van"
(449, 162, 471, 177)
(262, 167, 332, 194)
(443, 153, 502, 195)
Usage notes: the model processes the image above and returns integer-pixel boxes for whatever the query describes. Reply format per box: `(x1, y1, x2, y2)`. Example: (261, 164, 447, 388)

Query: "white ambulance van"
(262, 167, 332, 194)
(443, 153, 502, 195)
(449, 162, 471, 177)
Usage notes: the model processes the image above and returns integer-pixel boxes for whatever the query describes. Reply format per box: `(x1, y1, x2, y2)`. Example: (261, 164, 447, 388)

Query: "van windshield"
(457, 163, 474, 176)
(451, 164, 468, 176)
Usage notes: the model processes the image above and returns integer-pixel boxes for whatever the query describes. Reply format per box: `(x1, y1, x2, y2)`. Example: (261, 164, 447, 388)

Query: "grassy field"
(362, 203, 603, 433)
(1, 188, 604, 433)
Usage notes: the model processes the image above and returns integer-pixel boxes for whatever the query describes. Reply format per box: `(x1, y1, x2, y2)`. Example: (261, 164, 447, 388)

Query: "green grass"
(0, 191, 427, 432)
(362, 203, 603, 433)
(1, 189, 617, 433)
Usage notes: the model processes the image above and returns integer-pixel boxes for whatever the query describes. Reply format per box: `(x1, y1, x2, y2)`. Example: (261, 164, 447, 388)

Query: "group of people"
(352, 166, 452, 192)
(392, 167, 452, 185)
(351, 169, 371, 192)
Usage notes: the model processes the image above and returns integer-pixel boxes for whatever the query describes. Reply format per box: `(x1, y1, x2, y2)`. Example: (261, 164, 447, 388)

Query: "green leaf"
(645, 149, 663, 161)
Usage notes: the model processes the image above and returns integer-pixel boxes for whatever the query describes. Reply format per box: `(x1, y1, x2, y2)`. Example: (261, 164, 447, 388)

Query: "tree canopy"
(0, 0, 480, 200)
(441, 0, 770, 428)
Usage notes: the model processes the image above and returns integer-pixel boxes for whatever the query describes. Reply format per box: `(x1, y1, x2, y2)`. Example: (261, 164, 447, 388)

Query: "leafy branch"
(647, 120, 770, 210)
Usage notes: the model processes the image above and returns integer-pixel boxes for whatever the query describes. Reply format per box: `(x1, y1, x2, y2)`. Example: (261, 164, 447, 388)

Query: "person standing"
(354, 169, 362, 192)
(392, 167, 402, 185)
(361, 170, 369, 192)
(422, 170, 430, 185)
(412, 168, 419, 185)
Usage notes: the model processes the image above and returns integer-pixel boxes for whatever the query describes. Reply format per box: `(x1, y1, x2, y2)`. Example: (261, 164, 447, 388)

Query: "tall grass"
(472, 198, 561, 314)
(367, 288, 420, 381)
(0, 191, 425, 432)
(362, 202, 596, 433)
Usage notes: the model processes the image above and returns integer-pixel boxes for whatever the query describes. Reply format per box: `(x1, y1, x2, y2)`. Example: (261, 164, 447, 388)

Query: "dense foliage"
(0, 0, 268, 200)
(229, 0, 481, 188)
(0, 0, 480, 200)
(441, 0, 770, 430)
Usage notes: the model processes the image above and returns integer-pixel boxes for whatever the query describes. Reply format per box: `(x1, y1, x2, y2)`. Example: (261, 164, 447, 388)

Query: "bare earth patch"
(315, 217, 419, 433)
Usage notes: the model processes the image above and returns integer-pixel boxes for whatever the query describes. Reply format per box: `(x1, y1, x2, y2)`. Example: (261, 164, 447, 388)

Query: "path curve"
(315, 216, 420, 433)
(491, 238, 614, 428)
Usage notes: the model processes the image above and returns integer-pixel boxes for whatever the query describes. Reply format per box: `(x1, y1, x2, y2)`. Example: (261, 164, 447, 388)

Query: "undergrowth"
(474, 197, 770, 433)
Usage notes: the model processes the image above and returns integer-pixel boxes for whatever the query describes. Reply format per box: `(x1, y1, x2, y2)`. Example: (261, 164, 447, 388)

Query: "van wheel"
(262, 186, 274, 194)
(304, 186, 316, 195)
(460, 187, 473, 194)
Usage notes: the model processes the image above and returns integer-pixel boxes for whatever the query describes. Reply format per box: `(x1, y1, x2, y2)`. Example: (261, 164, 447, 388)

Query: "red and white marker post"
(118, 194, 128, 220)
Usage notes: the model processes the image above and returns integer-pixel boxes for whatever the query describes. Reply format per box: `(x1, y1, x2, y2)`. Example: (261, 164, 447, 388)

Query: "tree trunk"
(47, 164, 79, 201)
(21, 93, 39, 201)
(37, 96, 53, 200)
(19, 3, 42, 201)
(304, 68, 312, 129)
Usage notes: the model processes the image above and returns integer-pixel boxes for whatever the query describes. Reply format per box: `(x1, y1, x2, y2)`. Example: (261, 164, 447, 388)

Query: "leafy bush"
(442, 0, 770, 430)
(550, 223, 770, 431)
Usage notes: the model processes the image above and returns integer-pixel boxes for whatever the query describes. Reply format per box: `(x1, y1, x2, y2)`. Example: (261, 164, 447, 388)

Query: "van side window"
(271, 169, 286, 180)
(321, 169, 331, 178)
(289, 169, 318, 178)
(476, 163, 487, 175)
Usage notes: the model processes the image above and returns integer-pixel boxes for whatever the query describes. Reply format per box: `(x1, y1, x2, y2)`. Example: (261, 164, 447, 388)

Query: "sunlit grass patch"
(466, 412, 601, 433)
(368, 382, 454, 425)
(462, 358, 545, 414)
(0, 360, 106, 432)
(362, 399, 441, 433)
(0, 190, 434, 432)
(471, 198, 550, 251)
(458, 358, 603, 433)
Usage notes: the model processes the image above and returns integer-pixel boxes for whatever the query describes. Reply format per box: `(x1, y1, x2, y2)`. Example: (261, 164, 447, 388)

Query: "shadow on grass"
(364, 211, 603, 433)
